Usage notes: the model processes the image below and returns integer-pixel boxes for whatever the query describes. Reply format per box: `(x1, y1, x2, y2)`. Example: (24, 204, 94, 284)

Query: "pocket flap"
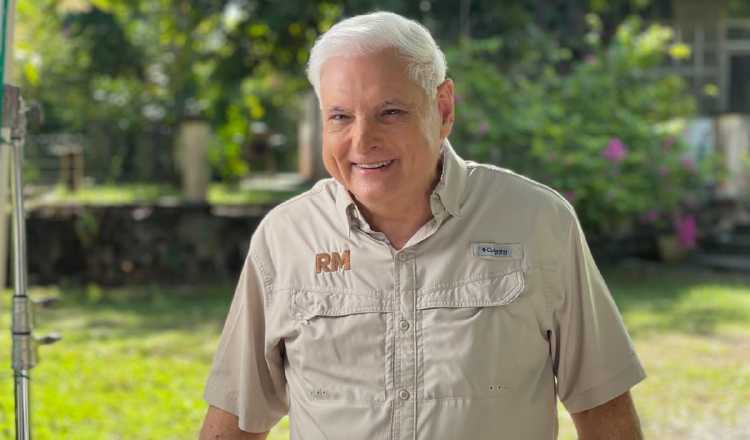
(292, 290, 394, 319)
(417, 271, 525, 310)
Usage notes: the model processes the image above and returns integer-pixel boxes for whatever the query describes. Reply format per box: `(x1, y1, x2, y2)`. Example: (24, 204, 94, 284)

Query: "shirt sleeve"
(203, 250, 288, 433)
(552, 213, 646, 414)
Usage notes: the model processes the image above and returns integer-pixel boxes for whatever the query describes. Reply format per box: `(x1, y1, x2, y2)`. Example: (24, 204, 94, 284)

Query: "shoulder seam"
(248, 250, 274, 309)
(270, 179, 332, 211)
(470, 164, 576, 214)
(248, 250, 273, 289)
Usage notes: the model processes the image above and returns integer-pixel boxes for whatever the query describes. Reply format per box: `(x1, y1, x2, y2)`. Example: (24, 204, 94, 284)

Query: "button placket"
(393, 250, 417, 440)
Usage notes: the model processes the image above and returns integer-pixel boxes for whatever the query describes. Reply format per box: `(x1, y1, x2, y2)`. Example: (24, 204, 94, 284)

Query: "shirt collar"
(432, 139, 467, 218)
(334, 139, 468, 236)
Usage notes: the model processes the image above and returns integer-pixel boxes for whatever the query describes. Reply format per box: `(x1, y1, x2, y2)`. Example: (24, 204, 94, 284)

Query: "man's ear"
(436, 79, 455, 140)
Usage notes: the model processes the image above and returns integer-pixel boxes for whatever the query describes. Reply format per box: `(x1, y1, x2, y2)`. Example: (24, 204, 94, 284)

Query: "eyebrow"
(324, 99, 414, 114)
(381, 99, 411, 108)
(325, 106, 349, 113)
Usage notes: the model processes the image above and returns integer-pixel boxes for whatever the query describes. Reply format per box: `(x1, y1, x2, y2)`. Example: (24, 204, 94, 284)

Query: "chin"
(350, 186, 394, 207)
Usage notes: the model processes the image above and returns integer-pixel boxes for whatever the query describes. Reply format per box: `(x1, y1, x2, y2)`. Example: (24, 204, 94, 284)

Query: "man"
(200, 11, 645, 440)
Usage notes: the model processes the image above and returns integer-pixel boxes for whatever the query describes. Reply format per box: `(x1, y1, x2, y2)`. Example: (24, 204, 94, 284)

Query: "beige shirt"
(204, 141, 646, 439)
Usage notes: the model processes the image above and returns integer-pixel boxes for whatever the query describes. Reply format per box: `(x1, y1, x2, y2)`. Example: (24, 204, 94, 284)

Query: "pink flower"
(640, 210, 659, 224)
(658, 166, 669, 177)
(662, 137, 675, 151)
(563, 191, 576, 203)
(584, 54, 597, 64)
(674, 214, 697, 249)
(478, 121, 490, 135)
(602, 138, 627, 163)
(681, 157, 696, 173)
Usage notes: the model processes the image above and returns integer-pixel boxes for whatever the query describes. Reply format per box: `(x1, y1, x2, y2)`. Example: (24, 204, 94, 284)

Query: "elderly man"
(200, 11, 645, 440)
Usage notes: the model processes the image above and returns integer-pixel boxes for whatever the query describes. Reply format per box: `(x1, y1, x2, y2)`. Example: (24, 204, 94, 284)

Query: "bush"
(447, 16, 716, 241)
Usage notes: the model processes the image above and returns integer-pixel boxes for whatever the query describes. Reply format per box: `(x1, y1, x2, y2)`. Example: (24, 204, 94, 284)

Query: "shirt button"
(398, 253, 412, 262)
(399, 320, 410, 331)
(398, 389, 410, 400)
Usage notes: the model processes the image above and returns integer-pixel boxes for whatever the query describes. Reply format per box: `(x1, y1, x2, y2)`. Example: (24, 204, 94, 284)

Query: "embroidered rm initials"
(315, 250, 351, 273)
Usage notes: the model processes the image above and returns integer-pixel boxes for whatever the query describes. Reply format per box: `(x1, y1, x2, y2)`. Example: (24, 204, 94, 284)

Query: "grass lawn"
(0, 265, 748, 439)
(28, 183, 305, 207)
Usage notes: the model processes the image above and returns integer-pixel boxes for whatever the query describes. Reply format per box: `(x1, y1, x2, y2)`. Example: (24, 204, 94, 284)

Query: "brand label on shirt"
(472, 243, 522, 259)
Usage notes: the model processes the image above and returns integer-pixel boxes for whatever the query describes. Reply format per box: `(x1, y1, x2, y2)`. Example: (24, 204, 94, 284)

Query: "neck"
(358, 196, 434, 250)
(357, 155, 443, 250)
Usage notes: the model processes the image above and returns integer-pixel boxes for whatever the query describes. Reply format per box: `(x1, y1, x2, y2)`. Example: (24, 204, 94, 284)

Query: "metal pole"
(4, 82, 60, 440)
(10, 126, 31, 440)
(3, 3, 58, 438)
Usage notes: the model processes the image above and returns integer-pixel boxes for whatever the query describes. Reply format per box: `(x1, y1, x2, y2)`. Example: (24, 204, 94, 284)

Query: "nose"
(351, 116, 379, 154)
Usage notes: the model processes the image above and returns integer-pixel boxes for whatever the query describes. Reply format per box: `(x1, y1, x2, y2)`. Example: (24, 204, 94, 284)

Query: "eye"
(382, 108, 404, 117)
(328, 113, 350, 122)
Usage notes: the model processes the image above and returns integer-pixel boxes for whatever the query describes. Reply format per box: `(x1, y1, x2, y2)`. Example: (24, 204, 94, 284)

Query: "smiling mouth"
(353, 160, 394, 170)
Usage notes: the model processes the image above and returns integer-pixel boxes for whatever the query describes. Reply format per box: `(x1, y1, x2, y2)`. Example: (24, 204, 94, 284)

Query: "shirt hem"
(562, 355, 646, 413)
(203, 391, 278, 434)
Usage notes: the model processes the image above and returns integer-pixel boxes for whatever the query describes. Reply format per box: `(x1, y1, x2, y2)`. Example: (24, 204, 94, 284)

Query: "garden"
(3, 0, 750, 439)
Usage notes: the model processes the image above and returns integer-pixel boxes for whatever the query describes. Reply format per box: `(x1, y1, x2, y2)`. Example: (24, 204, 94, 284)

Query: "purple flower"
(602, 138, 628, 163)
(478, 121, 490, 135)
(674, 214, 697, 249)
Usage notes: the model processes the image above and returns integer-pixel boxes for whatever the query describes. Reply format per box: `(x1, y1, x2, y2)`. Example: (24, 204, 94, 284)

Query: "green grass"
(558, 266, 750, 439)
(604, 268, 750, 439)
(29, 183, 305, 207)
(0, 266, 748, 439)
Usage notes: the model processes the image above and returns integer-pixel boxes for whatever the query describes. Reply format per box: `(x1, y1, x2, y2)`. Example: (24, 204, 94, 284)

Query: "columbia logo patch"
(472, 243, 522, 259)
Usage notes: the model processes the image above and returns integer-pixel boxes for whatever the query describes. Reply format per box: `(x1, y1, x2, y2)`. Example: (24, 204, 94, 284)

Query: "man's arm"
(570, 391, 643, 440)
(199, 406, 269, 440)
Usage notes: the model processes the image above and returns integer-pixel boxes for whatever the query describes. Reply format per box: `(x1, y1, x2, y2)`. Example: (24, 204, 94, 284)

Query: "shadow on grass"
(27, 262, 750, 343)
(31, 282, 236, 341)
(603, 263, 750, 338)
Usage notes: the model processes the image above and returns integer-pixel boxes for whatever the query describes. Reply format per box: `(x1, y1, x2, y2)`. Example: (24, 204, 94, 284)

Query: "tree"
(16, 0, 343, 182)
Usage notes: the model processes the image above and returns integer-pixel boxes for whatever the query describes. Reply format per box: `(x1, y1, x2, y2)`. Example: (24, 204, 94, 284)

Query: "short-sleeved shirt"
(204, 140, 646, 439)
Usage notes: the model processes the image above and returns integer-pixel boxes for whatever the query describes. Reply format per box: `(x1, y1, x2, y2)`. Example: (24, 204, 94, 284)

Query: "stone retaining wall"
(17, 202, 662, 286)
(23, 203, 267, 286)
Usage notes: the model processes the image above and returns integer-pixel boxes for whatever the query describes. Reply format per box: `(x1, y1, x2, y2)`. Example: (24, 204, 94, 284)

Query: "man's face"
(318, 49, 454, 211)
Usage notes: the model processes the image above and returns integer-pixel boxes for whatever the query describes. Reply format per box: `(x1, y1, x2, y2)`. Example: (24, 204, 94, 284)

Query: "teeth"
(356, 160, 392, 169)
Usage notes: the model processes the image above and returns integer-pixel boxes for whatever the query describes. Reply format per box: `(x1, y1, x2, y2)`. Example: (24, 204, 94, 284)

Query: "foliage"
(447, 16, 717, 240)
(16, 0, 690, 185)
(1, 267, 749, 438)
(15, 0, 343, 183)
(729, 0, 750, 17)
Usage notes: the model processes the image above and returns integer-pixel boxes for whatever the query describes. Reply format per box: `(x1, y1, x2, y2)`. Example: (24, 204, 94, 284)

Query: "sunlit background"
(1, 0, 749, 438)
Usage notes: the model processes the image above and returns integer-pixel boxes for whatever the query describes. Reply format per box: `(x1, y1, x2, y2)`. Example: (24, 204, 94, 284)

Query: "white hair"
(306, 11, 447, 100)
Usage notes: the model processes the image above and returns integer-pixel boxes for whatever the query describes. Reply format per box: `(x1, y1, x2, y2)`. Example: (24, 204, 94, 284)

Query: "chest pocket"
(290, 289, 393, 402)
(417, 270, 549, 400)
